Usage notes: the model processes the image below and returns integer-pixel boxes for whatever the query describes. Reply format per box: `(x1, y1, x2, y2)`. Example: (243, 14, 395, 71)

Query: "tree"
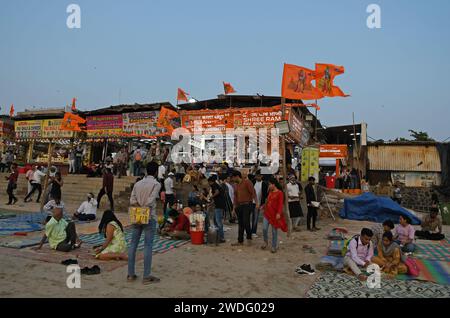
(408, 130, 434, 141)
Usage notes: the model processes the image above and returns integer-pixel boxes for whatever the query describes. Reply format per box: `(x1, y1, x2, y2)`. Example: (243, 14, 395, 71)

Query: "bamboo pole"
(281, 98, 292, 236)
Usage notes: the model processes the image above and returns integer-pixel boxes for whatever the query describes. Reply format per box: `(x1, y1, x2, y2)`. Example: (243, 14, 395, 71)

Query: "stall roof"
(322, 124, 363, 146)
(15, 108, 68, 120)
(82, 102, 175, 116)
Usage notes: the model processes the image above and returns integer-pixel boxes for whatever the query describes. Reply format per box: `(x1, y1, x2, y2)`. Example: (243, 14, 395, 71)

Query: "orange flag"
(281, 64, 323, 100)
(9, 104, 14, 117)
(223, 82, 236, 94)
(60, 112, 86, 131)
(71, 98, 77, 112)
(315, 63, 349, 97)
(177, 88, 189, 102)
(157, 107, 179, 133)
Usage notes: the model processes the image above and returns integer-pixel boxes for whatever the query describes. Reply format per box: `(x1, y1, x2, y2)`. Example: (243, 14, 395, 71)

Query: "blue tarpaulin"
(339, 192, 421, 225)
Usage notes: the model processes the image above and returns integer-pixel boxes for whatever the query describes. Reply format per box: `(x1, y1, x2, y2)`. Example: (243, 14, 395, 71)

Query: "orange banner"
(315, 63, 349, 97)
(157, 107, 180, 133)
(60, 112, 86, 131)
(281, 64, 323, 100)
(319, 144, 348, 158)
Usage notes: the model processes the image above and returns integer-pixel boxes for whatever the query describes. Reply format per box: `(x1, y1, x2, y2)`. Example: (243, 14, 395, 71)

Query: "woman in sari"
(371, 231, 407, 277)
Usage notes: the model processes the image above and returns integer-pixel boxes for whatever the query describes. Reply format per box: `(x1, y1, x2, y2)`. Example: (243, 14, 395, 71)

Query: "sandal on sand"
(127, 275, 138, 282)
(143, 276, 160, 285)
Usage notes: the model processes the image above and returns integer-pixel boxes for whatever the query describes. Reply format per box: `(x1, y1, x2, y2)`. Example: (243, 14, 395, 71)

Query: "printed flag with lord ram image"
(60, 112, 86, 131)
(157, 106, 180, 134)
(315, 63, 349, 97)
(281, 63, 349, 100)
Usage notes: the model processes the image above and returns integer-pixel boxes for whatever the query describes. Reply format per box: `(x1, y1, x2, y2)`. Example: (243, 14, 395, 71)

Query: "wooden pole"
(281, 98, 292, 236)
(40, 139, 53, 212)
(314, 100, 318, 142)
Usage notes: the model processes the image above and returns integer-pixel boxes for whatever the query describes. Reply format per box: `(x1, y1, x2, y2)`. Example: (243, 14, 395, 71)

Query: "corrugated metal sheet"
(368, 145, 441, 172)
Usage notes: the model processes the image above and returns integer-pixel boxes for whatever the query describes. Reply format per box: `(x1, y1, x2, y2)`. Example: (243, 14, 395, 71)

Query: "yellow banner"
(42, 119, 74, 138)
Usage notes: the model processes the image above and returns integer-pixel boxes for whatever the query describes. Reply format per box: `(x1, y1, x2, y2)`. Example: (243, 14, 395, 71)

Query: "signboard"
(233, 107, 284, 129)
(275, 120, 290, 135)
(287, 109, 303, 143)
(15, 120, 43, 139)
(319, 144, 348, 159)
(86, 114, 123, 137)
(181, 110, 234, 132)
(42, 119, 74, 138)
(123, 111, 167, 136)
(0, 118, 14, 138)
(301, 147, 320, 182)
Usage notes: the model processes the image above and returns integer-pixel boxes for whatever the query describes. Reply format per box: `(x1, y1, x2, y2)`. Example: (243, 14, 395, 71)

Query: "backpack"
(342, 235, 370, 256)
(404, 257, 420, 277)
(135, 151, 142, 161)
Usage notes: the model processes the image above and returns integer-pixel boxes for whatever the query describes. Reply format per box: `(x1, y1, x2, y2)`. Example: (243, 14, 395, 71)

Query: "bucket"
(190, 231, 204, 245)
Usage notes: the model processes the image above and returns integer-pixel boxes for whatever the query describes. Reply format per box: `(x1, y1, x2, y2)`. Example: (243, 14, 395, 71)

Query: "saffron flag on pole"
(281, 64, 323, 100)
(71, 98, 77, 112)
(9, 104, 14, 117)
(223, 82, 236, 95)
(177, 88, 189, 102)
(315, 63, 349, 97)
(60, 112, 86, 131)
(157, 107, 180, 134)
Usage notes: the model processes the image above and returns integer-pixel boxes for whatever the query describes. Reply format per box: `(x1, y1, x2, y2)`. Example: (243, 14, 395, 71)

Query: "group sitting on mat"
(343, 228, 409, 281)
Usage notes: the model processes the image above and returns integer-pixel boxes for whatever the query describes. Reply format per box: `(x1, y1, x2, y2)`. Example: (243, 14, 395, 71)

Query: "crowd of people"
(2, 145, 447, 285)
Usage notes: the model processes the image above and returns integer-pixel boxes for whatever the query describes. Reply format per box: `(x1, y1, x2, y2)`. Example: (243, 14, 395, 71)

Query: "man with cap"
(164, 172, 176, 217)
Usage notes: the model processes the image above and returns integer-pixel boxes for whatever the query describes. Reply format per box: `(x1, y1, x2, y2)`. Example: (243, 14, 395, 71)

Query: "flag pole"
(281, 97, 292, 237)
(314, 100, 318, 142)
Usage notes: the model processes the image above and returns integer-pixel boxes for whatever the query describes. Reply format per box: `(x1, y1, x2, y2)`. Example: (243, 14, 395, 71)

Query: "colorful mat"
(306, 271, 450, 298)
(397, 259, 450, 285)
(79, 228, 189, 254)
(0, 238, 43, 249)
(0, 212, 16, 219)
(327, 228, 348, 240)
(414, 241, 450, 262)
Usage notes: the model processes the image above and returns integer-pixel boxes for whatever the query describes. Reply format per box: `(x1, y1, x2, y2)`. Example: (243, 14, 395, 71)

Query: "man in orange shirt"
(231, 170, 258, 246)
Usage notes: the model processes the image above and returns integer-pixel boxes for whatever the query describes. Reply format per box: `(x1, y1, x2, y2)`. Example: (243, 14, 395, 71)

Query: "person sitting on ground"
(371, 219, 395, 247)
(371, 231, 407, 278)
(394, 215, 416, 253)
(33, 215, 53, 250)
(344, 228, 374, 281)
(42, 207, 82, 252)
(73, 193, 98, 221)
(415, 208, 445, 241)
(160, 206, 191, 240)
(95, 210, 127, 260)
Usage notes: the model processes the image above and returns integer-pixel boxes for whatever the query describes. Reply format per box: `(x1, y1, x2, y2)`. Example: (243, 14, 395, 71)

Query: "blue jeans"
(128, 220, 156, 279)
(133, 161, 142, 176)
(263, 217, 278, 249)
(214, 208, 225, 240)
(251, 207, 261, 234)
(395, 240, 416, 253)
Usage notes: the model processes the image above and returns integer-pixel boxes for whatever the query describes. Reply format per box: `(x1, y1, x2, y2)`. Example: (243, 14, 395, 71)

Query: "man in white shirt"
(164, 172, 175, 217)
(287, 175, 304, 231)
(25, 167, 35, 199)
(251, 171, 268, 236)
(158, 164, 166, 183)
(225, 175, 236, 223)
(73, 193, 98, 221)
(24, 166, 47, 203)
(128, 161, 162, 284)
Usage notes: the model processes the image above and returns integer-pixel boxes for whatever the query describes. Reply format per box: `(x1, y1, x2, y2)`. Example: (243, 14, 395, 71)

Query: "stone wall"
(400, 187, 434, 213)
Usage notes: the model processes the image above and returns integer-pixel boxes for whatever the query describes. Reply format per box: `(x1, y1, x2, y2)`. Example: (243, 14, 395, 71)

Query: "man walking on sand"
(231, 170, 258, 246)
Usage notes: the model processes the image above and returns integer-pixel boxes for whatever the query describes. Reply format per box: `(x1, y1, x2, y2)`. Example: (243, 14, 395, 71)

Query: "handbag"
(129, 184, 156, 225)
(128, 206, 151, 225)
(404, 257, 420, 277)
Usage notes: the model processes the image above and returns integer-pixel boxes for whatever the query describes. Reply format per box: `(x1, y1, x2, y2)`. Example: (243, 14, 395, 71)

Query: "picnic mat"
(0, 237, 43, 249)
(306, 271, 450, 298)
(397, 259, 450, 285)
(0, 211, 16, 219)
(79, 228, 189, 254)
(414, 241, 450, 262)
(327, 240, 345, 256)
